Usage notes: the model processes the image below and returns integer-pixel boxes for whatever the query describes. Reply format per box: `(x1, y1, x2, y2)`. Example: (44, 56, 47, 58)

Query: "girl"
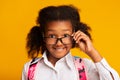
(22, 5, 120, 80)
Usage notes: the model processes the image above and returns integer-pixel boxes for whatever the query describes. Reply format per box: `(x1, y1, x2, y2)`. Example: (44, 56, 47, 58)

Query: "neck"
(47, 53, 60, 66)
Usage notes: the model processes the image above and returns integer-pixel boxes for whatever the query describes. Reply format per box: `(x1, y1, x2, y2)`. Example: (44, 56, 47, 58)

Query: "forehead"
(45, 20, 73, 32)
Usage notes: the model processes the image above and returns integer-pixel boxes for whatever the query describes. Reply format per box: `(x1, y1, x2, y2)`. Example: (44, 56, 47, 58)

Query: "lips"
(54, 47, 65, 52)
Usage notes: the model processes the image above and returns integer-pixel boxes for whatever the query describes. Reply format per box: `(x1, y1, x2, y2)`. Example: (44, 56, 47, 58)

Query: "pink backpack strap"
(74, 56, 87, 80)
(27, 58, 39, 80)
(27, 57, 87, 80)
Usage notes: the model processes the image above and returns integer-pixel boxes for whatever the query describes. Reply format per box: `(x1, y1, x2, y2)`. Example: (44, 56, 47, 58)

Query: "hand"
(72, 30, 93, 54)
(72, 30, 102, 62)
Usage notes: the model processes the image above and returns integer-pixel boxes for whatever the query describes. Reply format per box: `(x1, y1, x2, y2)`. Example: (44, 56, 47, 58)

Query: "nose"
(55, 38, 63, 45)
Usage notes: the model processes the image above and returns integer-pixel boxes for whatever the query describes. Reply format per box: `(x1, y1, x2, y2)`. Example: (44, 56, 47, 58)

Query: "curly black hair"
(26, 5, 91, 58)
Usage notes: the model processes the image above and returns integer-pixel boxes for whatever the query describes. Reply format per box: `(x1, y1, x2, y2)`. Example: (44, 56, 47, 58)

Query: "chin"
(54, 52, 69, 59)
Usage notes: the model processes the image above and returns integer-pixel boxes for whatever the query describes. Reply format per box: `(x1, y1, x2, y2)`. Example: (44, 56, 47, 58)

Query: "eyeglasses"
(44, 34, 73, 45)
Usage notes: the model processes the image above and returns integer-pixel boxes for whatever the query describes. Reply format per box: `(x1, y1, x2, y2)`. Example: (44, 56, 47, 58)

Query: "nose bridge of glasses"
(55, 37, 63, 44)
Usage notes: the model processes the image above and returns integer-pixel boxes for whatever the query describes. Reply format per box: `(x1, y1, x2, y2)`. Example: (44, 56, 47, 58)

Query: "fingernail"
(71, 34, 73, 36)
(74, 37, 76, 40)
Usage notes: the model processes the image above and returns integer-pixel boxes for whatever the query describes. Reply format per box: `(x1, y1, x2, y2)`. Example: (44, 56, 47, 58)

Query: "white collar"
(40, 51, 74, 69)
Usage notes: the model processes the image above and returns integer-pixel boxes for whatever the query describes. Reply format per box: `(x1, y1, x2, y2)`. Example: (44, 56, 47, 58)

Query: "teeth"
(55, 48, 64, 51)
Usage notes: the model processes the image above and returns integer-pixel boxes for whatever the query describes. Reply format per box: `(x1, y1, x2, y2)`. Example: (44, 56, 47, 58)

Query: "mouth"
(53, 47, 66, 52)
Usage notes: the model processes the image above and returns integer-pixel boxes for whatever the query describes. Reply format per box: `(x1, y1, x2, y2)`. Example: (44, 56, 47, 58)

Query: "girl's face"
(44, 20, 73, 60)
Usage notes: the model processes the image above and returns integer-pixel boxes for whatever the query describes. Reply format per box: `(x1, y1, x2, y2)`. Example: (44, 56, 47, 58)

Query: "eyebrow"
(47, 29, 72, 31)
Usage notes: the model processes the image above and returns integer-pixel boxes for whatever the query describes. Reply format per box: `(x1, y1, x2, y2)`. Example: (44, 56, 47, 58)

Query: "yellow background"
(0, 0, 120, 80)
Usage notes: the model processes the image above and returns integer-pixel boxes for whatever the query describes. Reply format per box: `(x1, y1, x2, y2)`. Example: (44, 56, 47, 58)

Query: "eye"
(64, 34, 70, 38)
(49, 34, 56, 38)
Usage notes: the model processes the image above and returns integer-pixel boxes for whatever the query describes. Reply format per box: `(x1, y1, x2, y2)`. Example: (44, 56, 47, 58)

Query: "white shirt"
(22, 52, 120, 80)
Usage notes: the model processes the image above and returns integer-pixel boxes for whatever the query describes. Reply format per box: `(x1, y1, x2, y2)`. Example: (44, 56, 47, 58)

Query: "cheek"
(68, 44, 73, 49)
(45, 44, 50, 48)
(45, 44, 53, 51)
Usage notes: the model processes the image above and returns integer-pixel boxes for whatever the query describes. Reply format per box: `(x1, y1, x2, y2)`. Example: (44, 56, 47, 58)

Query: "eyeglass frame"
(43, 34, 73, 45)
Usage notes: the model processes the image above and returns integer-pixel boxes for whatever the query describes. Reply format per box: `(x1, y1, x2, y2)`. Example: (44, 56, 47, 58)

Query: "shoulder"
(23, 57, 42, 71)
(82, 58, 98, 72)
(73, 56, 96, 70)
(73, 56, 94, 67)
(73, 56, 93, 64)
(82, 58, 94, 66)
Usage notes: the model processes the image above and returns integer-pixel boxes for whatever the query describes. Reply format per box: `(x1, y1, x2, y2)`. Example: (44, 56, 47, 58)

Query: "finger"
(71, 32, 75, 37)
(74, 31, 88, 41)
(76, 36, 82, 43)
(73, 31, 82, 40)
(76, 35, 87, 43)
(75, 34, 82, 43)
(78, 31, 88, 37)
